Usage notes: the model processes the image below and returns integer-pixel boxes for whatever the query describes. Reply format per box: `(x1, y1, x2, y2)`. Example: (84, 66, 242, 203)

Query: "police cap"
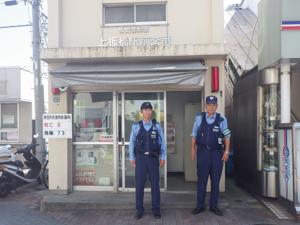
(140, 102, 153, 110)
(206, 95, 218, 105)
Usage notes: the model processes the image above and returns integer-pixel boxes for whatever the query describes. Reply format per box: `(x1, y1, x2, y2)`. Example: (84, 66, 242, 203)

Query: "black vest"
(135, 119, 161, 154)
(196, 112, 224, 151)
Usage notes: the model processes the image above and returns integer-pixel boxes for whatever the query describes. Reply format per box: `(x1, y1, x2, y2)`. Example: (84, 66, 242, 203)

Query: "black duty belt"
(197, 145, 223, 151)
(136, 152, 159, 158)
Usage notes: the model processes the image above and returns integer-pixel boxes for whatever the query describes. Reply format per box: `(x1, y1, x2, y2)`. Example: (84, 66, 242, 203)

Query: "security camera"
(59, 87, 68, 92)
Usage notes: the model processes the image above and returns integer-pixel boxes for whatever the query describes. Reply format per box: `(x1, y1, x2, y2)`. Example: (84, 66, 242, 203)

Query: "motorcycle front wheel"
(0, 182, 9, 198)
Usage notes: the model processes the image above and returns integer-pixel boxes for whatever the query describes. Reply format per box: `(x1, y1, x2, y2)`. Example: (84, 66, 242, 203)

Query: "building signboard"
(100, 36, 171, 47)
(43, 114, 72, 139)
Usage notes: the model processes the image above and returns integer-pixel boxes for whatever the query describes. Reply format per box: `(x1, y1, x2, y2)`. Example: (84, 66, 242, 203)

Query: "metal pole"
(280, 63, 291, 124)
(32, 0, 45, 162)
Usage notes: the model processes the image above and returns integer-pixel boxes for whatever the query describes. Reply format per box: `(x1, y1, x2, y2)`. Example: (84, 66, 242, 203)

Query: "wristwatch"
(224, 151, 230, 155)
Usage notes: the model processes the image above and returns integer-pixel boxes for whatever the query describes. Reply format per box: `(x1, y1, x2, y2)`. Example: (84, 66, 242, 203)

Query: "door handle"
(121, 137, 125, 146)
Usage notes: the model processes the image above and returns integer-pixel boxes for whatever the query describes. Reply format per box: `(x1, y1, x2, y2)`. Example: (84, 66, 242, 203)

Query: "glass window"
(1, 104, 17, 129)
(261, 84, 279, 172)
(73, 92, 113, 142)
(74, 144, 114, 186)
(104, 3, 166, 25)
(0, 103, 19, 141)
(0, 131, 18, 141)
(136, 4, 166, 22)
(104, 5, 134, 24)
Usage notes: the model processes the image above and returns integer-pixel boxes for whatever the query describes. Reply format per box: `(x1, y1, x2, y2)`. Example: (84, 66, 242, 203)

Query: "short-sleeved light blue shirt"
(129, 120, 166, 161)
(191, 112, 231, 139)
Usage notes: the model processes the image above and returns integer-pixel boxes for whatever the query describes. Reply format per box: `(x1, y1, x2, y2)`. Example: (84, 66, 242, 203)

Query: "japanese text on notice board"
(43, 114, 72, 139)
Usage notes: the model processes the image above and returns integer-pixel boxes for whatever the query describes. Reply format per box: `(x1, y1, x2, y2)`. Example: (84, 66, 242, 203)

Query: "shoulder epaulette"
(217, 113, 224, 122)
(152, 119, 157, 125)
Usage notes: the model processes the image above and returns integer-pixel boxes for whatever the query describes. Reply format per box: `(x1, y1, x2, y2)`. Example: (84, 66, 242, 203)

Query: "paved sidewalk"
(0, 181, 299, 225)
(44, 208, 299, 225)
(0, 184, 61, 225)
(0, 203, 63, 225)
(41, 191, 229, 211)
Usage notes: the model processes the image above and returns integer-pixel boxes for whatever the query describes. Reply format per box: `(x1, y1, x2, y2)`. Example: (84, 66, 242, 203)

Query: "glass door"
(73, 92, 115, 190)
(118, 92, 166, 191)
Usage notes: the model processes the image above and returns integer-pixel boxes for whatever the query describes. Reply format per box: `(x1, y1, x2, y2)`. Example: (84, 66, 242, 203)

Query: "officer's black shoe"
(191, 207, 205, 215)
(135, 211, 143, 220)
(209, 206, 223, 216)
(153, 211, 161, 219)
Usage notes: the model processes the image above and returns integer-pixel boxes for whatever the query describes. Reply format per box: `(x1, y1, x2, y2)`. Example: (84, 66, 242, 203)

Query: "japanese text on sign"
(99, 36, 172, 47)
(43, 114, 72, 139)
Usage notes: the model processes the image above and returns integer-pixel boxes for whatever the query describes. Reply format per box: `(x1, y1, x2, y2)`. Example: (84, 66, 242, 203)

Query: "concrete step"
(41, 191, 229, 212)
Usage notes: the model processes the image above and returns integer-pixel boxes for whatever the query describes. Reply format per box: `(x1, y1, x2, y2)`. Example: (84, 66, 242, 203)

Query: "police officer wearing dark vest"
(129, 102, 166, 220)
(191, 96, 231, 216)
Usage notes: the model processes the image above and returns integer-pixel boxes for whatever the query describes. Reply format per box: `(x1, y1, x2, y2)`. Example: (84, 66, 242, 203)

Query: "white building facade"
(42, 0, 227, 194)
(0, 67, 33, 146)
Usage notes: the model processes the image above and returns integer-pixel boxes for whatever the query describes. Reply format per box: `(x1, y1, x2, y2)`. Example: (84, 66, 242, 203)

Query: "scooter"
(0, 136, 42, 197)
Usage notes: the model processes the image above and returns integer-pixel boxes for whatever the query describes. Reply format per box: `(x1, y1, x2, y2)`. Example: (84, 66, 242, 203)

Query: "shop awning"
(50, 61, 207, 88)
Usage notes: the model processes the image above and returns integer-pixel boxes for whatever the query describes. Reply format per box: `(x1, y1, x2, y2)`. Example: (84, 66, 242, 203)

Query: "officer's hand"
(160, 160, 165, 168)
(191, 148, 196, 160)
(222, 152, 229, 162)
(130, 160, 136, 168)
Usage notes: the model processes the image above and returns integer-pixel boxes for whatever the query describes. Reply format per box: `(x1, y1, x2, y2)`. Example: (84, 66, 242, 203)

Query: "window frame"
(103, 2, 168, 26)
(0, 103, 20, 143)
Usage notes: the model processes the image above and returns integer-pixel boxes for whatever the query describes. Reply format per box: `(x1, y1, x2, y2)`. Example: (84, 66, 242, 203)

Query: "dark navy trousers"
(196, 148, 223, 208)
(135, 155, 160, 213)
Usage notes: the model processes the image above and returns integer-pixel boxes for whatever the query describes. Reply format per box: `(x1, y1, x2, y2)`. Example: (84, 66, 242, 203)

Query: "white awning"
(50, 61, 207, 88)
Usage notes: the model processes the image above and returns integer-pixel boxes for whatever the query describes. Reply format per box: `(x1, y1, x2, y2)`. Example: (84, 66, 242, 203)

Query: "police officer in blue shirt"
(191, 96, 231, 216)
(129, 102, 166, 220)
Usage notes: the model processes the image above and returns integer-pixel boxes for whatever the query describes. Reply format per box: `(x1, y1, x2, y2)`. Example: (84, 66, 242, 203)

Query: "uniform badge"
(213, 126, 219, 132)
(151, 130, 157, 139)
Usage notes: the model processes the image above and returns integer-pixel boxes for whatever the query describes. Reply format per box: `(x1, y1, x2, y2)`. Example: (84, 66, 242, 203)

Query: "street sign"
(43, 114, 72, 139)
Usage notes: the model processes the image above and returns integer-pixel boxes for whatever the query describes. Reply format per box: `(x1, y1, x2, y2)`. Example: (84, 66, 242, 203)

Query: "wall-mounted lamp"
(211, 66, 219, 92)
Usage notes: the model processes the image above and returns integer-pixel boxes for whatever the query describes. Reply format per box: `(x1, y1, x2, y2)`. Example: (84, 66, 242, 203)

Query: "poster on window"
(76, 149, 98, 166)
(167, 125, 175, 154)
(74, 168, 96, 185)
(43, 114, 72, 139)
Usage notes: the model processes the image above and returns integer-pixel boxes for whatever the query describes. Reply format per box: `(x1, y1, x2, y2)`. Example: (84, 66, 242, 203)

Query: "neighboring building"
(42, 0, 227, 194)
(241, 0, 261, 15)
(224, 5, 258, 130)
(227, 0, 300, 217)
(0, 67, 34, 146)
(225, 7, 258, 73)
(258, 0, 300, 215)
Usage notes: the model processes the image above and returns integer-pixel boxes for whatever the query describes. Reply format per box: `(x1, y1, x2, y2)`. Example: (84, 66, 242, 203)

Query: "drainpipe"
(280, 63, 291, 124)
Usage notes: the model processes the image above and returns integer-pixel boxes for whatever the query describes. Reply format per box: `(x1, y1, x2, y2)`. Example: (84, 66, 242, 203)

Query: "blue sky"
(0, 0, 48, 105)
(0, 0, 33, 69)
